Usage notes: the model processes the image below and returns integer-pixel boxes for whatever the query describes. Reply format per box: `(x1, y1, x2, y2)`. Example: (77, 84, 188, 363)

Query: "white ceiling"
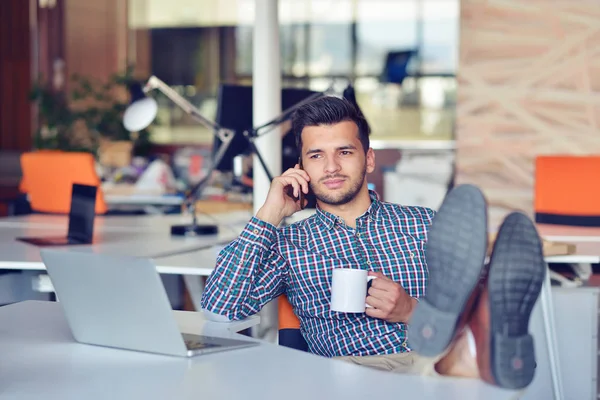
(128, 0, 459, 28)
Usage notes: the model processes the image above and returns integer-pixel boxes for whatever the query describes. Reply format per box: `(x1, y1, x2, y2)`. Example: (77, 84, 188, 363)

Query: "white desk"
(0, 213, 249, 304)
(0, 211, 253, 233)
(0, 301, 520, 400)
(0, 229, 238, 273)
(147, 242, 600, 318)
(152, 242, 600, 275)
(105, 194, 185, 206)
(537, 223, 600, 242)
(151, 247, 219, 276)
(0, 210, 316, 274)
(104, 194, 185, 215)
(1, 215, 598, 311)
(544, 241, 600, 264)
(0, 214, 567, 399)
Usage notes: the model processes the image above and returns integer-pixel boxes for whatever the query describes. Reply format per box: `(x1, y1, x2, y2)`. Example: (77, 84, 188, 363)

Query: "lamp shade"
(123, 82, 158, 132)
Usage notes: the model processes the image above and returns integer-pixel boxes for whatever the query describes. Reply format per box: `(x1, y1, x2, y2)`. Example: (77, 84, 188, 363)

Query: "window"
(129, 0, 460, 143)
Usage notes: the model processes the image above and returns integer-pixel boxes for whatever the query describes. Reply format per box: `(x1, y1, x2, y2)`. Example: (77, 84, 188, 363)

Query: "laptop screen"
(67, 184, 97, 242)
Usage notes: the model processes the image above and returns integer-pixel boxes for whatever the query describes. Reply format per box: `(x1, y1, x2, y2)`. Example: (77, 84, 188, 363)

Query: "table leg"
(539, 270, 564, 400)
(182, 275, 206, 311)
(570, 262, 592, 281)
(548, 270, 582, 288)
(251, 298, 278, 343)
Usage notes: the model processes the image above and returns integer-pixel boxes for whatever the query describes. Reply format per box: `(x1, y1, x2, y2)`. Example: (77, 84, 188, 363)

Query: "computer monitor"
(150, 27, 205, 86)
(212, 84, 320, 174)
(380, 49, 417, 85)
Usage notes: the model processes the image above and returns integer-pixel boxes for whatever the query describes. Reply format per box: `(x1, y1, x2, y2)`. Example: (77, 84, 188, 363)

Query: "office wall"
(0, 0, 32, 151)
(455, 0, 600, 226)
(64, 0, 129, 81)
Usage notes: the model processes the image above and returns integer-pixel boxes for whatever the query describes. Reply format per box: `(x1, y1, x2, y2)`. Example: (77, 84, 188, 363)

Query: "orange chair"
(278, 294, 308, 351)
(535, 155, 600, 226)
(20, 151, 108, 214)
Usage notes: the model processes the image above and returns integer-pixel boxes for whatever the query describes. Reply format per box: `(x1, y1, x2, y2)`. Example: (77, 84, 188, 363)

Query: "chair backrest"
(20, 151, 108, 214)
(278, 294, 308, 351)
(380, 49, 417, 85)
(535, 155, 600, 226)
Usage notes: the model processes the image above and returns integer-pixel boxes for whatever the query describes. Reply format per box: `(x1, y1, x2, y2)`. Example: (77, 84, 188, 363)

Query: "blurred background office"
(3, 0, 600, 230)
(0, 0, 458, 219)
(130, 0, 458, 144)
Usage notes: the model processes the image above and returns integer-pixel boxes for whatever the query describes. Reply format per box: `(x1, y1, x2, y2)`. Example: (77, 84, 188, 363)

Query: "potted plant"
(29, 79, 89, 152)
(30, 66, 155, 165)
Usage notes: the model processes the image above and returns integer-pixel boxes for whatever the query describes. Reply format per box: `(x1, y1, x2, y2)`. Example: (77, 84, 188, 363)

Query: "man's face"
(300, 121, 375, 206)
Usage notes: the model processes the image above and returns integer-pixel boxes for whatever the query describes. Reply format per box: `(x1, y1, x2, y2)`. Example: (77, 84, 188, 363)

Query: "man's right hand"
(255, 164, 310, 226)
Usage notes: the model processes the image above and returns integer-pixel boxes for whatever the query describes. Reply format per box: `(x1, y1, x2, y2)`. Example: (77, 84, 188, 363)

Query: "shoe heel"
(492, 333, 536, 389)
(408, 299, 459, 357)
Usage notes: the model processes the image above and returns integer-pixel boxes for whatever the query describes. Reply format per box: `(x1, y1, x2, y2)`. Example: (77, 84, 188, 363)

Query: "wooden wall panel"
(37, 0, 65, 83)
(456, 0, 600, 227)
(64, 0, 128, 81)
(132, 29, 151, 78)
(0, 0, 130, 151)
(0, 0, 32, 151)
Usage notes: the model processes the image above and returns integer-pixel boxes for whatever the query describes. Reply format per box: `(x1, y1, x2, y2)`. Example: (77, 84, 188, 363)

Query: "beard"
(311, 166, 367, 206)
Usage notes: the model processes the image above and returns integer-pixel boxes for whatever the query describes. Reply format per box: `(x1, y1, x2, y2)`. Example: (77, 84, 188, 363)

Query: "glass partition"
(127, 0, 459, 145)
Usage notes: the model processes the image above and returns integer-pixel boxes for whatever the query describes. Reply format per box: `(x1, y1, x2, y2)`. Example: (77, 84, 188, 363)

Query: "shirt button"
(253, 229, 259, 234)
(366, 260, 371, 265)
(410, 252, 415, 259)
(356, 232, 361, 237)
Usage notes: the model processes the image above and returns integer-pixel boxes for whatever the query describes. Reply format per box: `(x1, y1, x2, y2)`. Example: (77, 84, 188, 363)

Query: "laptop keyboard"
(182, 334, 222, 351)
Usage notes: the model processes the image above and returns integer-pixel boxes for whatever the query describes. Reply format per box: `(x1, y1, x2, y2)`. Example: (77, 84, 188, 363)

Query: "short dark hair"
(291, 96, 371, 154)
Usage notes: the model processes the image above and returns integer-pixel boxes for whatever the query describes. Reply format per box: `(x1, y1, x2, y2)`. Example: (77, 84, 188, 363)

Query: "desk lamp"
(123, 77, 237, 236)
(123, 76, 360, 235)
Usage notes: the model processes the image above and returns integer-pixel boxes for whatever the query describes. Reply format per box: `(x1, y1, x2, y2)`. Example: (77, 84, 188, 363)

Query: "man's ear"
(366, 148, 375, 173)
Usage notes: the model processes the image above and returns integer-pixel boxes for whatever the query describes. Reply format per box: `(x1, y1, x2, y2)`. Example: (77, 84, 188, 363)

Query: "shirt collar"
(316, 190, 382, 230)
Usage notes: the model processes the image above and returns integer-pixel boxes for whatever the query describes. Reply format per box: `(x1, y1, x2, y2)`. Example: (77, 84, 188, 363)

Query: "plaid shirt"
(201, 191, 435, 357)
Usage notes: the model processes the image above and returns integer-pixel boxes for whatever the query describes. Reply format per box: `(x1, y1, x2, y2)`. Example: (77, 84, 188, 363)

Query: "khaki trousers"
(336, 352, 526, 400)
(335, 351, 440, 376)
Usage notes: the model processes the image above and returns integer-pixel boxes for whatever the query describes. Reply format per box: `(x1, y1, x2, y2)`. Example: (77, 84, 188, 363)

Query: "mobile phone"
(298, 157, 305, 210)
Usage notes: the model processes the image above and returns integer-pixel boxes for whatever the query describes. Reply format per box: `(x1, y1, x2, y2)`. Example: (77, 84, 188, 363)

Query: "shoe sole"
(408, 184, 488, 357)
(486, 212, 546, 389)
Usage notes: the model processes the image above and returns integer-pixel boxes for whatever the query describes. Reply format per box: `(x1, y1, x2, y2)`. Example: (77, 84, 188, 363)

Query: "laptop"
(17, 183, 97, 246)
(39, 249, 258, 357)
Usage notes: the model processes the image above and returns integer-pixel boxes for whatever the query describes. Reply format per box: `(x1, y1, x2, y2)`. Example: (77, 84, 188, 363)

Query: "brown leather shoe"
(408, 184, 489, 357)
(470, 212, 546, 389)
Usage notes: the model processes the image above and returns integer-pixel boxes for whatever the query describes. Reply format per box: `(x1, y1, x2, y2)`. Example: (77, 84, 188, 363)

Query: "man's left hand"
(365, 271, 417, 323)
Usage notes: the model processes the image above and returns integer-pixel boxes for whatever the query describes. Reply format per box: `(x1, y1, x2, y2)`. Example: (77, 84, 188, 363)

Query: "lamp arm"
(239, 83, 337, 185)
(144, 75, 226, 133)
(185, 127, 236, 213)
(252, 83, 336, 136)
(141, 76, 239, 206)
(242, 130, 274, 182)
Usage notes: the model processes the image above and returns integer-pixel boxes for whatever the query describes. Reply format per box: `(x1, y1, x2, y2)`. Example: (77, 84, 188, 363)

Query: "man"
(201, 96, 545, 390)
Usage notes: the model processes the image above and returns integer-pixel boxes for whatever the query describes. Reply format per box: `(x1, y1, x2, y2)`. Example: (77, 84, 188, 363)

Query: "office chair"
(535, 155, 600, 226)
(534, 155, 600, 283)
(380, 49, 417, 86)
(376, 49, 418, 107)
(278, 294, 308, 351)
(20, 151, 108, 214)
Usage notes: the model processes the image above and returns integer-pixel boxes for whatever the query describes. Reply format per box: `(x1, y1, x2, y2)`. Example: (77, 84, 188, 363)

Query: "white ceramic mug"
(330, 268, 376, 313)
